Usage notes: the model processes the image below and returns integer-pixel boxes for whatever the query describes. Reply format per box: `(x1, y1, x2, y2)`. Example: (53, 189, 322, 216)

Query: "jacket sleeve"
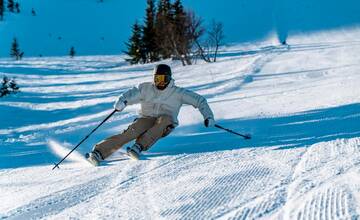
(181, 89, 214, 120)
(116, 86, 141, 105)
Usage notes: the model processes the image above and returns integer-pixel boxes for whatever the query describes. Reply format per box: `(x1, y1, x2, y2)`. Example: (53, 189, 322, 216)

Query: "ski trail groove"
(217, 148, 306, 219)
(113, 154, 189, 190)
(225, 188, 287, 220)
(281, 138, 360, 219)
(2, 173, 116, 220)
(160, 162, 273, 219)
(51, 155, 193, 219)
(293, 186, 353, 220)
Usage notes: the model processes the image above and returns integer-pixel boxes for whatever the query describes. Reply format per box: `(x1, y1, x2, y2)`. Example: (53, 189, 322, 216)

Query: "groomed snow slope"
(1, 28, 360, 219)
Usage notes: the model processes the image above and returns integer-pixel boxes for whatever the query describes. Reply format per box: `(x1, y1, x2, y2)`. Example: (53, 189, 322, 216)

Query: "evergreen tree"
(7, 0, 14, 13)
(69, 46, 76, 58)
(123, 0, 205, 65)
(155, 0, 173, 59)
(171, 0, 192, 65)
(0, 76, 19, 98)
(125, 21, 146, 64)
(10, 38, 23, 60)
(173, 0, 187, 38)
(14, 2, 19, 13)
(142, 0, 159, 62)
(9, 78, 19, 93)
(0, 0, 4, 20)
(0, 76, 10, 97)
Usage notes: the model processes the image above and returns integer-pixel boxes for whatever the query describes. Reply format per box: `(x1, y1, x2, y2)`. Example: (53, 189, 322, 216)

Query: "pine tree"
(10, 38, 23, 60)
(14, 2, 19, 13)
(9, 78, 19, 93)
(69, 46, 76, 58)
(171, 0, 192, 65)
(173, 0, 187, 37)
(0, 76, 19, 98)
(123, 0, 204, 65)
(155, 0, 173, 59)
(142, 0, 159, 62)
(0, 0, 4, 20)
(125, 21, 146, 64)
(7, 0, 14, 13)
(0, 76, 9, 97)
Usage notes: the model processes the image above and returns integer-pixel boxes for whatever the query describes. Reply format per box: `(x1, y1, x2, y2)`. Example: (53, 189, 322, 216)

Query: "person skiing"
(86, 64, 215, 165)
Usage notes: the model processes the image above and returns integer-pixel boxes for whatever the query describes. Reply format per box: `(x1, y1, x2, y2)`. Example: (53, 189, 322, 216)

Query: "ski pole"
(215, 124, 251, 139)
(52, 109, 117, 170)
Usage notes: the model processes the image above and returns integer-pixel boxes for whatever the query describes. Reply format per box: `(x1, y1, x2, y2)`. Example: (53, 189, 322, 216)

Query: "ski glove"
(114, 100, 127, 112)
(204, 118, 215, 128)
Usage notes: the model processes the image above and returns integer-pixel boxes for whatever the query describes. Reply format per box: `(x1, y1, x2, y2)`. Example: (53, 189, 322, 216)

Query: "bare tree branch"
(208, 19, 224, 62)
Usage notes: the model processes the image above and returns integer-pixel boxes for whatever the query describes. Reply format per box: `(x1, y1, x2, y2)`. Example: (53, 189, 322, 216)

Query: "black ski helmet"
(153, 64, 172, 90)
(154, 64, 172, 77)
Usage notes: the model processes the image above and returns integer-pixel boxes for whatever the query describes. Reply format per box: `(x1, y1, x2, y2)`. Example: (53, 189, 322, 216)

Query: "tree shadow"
(0, 63, 153, 76)
(1, 103, 359, 169)
(149, 103, 360, 156)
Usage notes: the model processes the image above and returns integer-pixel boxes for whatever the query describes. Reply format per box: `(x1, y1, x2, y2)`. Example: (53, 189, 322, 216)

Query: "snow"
(48, 139, 90, 165)
(1, 28, 360, 219)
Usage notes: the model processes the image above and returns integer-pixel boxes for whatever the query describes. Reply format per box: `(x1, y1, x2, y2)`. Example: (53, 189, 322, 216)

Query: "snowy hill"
(1, 28, 360, 219)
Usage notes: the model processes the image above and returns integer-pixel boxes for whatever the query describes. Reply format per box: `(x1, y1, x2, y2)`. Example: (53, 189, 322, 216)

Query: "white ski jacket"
(117, 80, 214, 125)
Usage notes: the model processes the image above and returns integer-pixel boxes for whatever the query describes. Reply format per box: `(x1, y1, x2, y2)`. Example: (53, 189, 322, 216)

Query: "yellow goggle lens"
(154, 75, 166, 85)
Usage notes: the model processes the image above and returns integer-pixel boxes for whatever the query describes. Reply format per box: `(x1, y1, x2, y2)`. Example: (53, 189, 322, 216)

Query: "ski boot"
(126, 143, 142, 160)
(85, 150, 103, 166)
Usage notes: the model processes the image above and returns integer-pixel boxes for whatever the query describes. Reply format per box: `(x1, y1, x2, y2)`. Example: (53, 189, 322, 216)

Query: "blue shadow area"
(0, 64, 152, 76)
(1, 103, 359, 169)
(0, 111, 136, 169)
(152, 103, 360, 156)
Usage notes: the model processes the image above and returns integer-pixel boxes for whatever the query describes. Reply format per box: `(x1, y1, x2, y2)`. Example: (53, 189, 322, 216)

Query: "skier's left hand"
(204, 118, 215, 128)
(114, 99, 127, 112)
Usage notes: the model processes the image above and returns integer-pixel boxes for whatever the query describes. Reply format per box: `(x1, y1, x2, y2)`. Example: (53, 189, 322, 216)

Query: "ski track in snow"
(2, 30, 360, 219)
(294, 186, 353, 220)
(3, 173, 116, 219)
(277, 138, 360, 220)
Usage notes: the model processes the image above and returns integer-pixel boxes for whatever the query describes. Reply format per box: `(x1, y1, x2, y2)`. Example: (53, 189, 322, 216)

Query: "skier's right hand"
(204, 118, 215, 128)
(114, 99, 127, 112)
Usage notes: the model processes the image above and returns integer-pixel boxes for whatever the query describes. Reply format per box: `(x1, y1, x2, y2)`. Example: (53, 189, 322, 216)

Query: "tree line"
(0, 0, 21, 20)
(3, 0, 224, 63)
(8, 37, 76, 61)
(125, 0, 224, 66)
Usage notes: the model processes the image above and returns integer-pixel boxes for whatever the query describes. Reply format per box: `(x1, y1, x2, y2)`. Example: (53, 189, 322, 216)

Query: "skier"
(86, 64, 215, 165)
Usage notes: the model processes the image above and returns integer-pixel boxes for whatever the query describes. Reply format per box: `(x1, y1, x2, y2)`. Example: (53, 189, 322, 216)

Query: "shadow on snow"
(1, 103, 359, 169)
(151, 103, 360, 156)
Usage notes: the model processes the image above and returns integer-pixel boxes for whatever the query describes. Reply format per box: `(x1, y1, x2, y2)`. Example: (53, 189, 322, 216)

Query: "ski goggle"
(154, 74, 170, 86)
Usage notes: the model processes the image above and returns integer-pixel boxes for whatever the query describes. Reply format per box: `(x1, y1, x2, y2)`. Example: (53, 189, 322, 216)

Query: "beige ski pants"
(94, 115, 174, 159)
